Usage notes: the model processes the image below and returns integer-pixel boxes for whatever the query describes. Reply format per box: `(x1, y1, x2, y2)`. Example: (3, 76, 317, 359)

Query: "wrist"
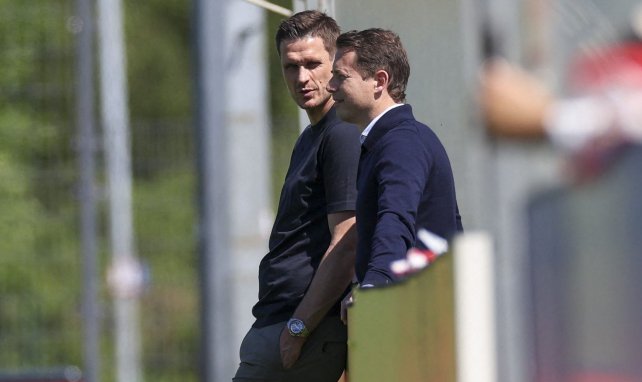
(286, 318, 310, 338)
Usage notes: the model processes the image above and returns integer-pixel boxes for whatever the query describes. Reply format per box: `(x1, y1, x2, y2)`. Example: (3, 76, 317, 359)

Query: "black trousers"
(233, 316, 347, 382)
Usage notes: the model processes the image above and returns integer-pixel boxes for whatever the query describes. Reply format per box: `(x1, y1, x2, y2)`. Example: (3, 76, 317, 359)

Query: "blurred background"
(0, 0, 639, 381)
(0, 0, 298, 381)
(1, 1, 197, 381)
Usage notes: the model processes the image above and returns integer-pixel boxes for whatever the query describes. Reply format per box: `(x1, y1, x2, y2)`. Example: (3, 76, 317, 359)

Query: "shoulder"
(317, 108, 361, 139)
(324, 119, 361, 140)
(392, 119, 444, 149)
(371, 121, 438, 169)
(379, 121, 430, 149)
(319, 119, 361, 156)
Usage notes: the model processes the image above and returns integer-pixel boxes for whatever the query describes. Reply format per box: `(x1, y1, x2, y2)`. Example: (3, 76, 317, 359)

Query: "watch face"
(290, 320, 304, 334)
(287, 318, 308, 337)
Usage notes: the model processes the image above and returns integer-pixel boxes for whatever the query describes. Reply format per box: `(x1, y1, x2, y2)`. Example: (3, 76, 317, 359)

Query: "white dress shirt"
(360, 103, 404, 144)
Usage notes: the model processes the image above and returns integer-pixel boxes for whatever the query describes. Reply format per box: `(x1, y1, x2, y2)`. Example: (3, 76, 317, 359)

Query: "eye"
(305, 61, 321, 70)
(332, 72, 347, 81)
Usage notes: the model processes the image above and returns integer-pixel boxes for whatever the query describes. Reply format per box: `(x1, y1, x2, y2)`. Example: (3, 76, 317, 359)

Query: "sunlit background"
(0, 0, 640, 381)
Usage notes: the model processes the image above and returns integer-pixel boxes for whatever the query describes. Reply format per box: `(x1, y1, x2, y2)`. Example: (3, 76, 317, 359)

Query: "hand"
(479, 58, 553, 138)
(340, 291, 354, 325)
(279, 327, 306, 369)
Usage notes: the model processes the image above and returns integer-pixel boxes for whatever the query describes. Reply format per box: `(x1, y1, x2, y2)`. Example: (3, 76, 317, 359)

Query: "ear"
(373, 69, 390, 94)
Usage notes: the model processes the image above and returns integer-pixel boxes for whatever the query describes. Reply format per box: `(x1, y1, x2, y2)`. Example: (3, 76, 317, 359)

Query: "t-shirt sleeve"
(320, 122, 361, 213)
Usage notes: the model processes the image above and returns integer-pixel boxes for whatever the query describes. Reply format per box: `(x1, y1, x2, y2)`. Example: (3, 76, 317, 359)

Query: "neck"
(307, 99, 334, 125)
(359, 98, 399, 129)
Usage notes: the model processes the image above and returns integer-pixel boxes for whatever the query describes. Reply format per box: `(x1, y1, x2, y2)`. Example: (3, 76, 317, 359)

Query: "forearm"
(480, 58, 553, 139)
(362, 213, 413, 286)
(292, 224, 356, 332)
(279, 216, 356, 369)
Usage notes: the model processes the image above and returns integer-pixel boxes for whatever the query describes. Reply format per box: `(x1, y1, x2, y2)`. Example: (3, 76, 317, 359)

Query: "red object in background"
(564, 371, 639, 382)
(570, 41, 642, 92)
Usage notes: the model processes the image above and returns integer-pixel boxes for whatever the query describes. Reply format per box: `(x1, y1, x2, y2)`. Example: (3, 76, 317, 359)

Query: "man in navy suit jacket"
(327, 28, 463, 287)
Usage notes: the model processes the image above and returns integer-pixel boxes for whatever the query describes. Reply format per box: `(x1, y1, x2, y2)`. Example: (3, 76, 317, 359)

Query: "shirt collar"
(360, 103, 404, 144)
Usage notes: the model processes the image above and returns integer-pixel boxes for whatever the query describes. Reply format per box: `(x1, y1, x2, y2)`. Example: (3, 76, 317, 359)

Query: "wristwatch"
(286, 318, 310, 338)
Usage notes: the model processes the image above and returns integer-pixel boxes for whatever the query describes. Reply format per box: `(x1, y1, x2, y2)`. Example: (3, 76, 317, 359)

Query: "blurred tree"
(0, 0, 198, 380)
(0, 0, 82, 368)
(0, 0, 296, 380)
(124, 1, 199, 381)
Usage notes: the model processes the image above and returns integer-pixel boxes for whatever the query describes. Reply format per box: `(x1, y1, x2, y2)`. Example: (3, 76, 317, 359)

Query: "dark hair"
(275, 10, 340, 56)
(336, 28, 410, 103)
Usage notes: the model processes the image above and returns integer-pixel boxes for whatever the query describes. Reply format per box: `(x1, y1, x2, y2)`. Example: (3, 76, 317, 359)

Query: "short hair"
(275, 10, 340, 56)
(336, 28, 410, 103)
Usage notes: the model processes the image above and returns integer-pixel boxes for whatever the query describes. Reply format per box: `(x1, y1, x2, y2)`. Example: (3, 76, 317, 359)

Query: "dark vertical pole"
(193, 0, 232, 381)
(75, 0, 100, 381)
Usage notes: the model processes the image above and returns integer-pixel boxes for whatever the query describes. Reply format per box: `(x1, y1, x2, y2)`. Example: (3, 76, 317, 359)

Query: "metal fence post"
(74, 0, 100, 381)
(96, 0, 143, 381)
(193, 0, 233, 380)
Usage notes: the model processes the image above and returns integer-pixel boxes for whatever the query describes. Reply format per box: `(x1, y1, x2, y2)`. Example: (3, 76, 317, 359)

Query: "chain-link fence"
(0, 1, 198, 381)
(0, 0, 83, 370)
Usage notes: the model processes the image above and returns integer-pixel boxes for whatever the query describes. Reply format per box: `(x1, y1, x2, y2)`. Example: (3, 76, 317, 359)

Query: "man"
(233, 11, 360, 382)
(327, 28, 463, 287)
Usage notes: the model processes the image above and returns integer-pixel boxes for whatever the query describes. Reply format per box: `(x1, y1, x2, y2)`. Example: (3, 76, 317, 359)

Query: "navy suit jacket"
(355, 104, 463, 286)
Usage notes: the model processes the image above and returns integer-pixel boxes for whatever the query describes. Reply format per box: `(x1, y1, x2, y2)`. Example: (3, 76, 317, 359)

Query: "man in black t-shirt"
(233, 10, 360, 382)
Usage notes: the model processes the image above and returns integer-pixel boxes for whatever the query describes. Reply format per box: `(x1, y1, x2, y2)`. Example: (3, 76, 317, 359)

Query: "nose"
(296, 67, 310, 85)
(326, 76, 337, 93)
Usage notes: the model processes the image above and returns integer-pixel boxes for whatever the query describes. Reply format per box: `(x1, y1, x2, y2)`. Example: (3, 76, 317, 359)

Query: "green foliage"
(0, 0, 297, 380)
(124, 1, 199, 380)
(0, 109, 42, 258)
(134, 170, 198, 382)
(0, 0, 197, 380)
(125, 0, 192, 120)
(0, 0, 82, 369)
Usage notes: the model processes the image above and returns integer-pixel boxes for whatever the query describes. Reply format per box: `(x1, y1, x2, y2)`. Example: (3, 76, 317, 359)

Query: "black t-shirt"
(252, 107, 360, 328)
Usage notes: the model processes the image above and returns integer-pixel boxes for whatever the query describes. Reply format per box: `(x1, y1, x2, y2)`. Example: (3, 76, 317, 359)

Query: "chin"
(299, 99, 319, 110)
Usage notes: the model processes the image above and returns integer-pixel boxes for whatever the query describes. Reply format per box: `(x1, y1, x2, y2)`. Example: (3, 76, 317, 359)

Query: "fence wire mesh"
(0, 1, 198, 381)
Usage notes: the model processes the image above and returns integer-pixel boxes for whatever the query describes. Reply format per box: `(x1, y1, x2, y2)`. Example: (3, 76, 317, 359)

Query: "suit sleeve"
(361, 127, 432, 286)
